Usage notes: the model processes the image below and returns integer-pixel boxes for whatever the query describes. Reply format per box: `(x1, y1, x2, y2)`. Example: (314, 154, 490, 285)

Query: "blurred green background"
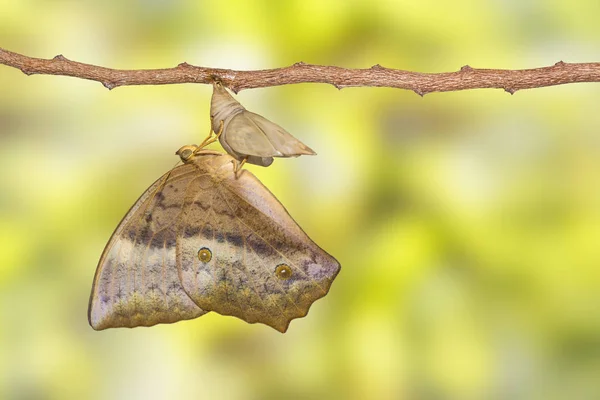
(2, 1, 600, 399)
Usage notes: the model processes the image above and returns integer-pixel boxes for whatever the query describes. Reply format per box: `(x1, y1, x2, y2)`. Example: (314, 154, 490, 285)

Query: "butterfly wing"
(177, 155, 340, 332)
(90, 151, 339, 332)
(88, 164, 208, 330)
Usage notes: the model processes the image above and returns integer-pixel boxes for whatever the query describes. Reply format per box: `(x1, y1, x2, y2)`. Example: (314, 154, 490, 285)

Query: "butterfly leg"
(232, 156, 248, 179)
(197, 120, 224, 150)
(198, 126, 214, 149)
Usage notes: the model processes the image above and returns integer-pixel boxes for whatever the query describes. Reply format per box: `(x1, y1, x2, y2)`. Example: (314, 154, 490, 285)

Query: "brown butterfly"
(200, 83, 316, 172)
(88, 146, 340, 332)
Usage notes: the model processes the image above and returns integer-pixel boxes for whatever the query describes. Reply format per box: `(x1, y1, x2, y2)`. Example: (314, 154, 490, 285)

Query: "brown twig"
(1, 46, 600, 95)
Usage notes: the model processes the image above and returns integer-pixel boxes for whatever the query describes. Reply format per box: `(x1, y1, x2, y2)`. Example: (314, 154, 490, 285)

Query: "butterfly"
(88, 146, 340, 333)
(199, 82, 316, 172)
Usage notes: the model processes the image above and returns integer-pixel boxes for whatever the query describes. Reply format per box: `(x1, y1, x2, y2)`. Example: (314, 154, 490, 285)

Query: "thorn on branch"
(413, 89, 425, 97)
(371, 64, 385, 70)
(53, 54, 68, 61)
(21, 69, 35, 76)
(505, 88, 516, 95)
(460, 65, 473, 72)
(178, 62, 191, 68)
(332, 83, 342, 90)
(102, 81, 116, 90)
(555, 60, 566, 67)
(294, 61, 306, 67)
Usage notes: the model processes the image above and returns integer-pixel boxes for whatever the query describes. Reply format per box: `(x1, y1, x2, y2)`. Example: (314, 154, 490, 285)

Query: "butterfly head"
(176, 145, 225, 167)
(176, 144, 199, 163)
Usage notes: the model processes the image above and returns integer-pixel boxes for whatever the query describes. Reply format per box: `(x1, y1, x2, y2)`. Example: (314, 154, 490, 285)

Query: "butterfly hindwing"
(176, 155, 340, 332)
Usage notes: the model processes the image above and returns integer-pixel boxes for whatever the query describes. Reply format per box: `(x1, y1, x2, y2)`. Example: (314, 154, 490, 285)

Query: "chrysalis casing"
(210, 83, 316, 167)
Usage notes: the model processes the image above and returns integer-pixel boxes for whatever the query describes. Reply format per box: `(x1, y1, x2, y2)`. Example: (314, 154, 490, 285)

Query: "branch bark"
(2, 46, 600, 95)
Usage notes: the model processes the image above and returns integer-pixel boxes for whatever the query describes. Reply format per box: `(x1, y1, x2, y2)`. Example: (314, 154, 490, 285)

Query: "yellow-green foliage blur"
(1, 1, 600, 399)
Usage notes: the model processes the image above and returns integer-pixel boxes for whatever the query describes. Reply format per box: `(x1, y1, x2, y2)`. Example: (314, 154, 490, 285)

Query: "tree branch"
(2, 46, 600, 95)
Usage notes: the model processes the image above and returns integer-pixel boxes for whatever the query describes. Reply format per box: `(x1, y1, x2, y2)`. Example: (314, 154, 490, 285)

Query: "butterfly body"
(88, 148, 340, 332)
(210, 84, 316, 167)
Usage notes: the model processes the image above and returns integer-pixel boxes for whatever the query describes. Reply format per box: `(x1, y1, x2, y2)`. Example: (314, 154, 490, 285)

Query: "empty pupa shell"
(210, 83, 316, 167)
